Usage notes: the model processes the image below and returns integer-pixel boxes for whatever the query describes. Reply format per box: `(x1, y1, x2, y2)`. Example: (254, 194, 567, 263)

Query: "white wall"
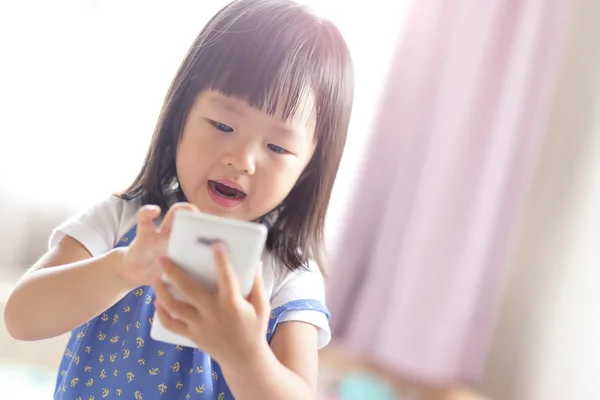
(481, 0, 600, 398)
(0, 0, 411, 209)
(0, 0, 411, 267)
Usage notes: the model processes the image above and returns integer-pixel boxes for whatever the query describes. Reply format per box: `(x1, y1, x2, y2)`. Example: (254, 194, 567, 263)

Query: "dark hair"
(119, 0, 354, 272)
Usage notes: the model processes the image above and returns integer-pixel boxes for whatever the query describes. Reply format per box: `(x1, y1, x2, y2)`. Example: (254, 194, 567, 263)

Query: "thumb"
(136, 205, 161, 238)
(158, 202, 198, 234)
(249, 262, 269, 320)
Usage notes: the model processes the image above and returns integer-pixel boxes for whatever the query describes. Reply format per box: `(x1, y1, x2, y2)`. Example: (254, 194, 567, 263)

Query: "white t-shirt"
(48, 195, 331, 348)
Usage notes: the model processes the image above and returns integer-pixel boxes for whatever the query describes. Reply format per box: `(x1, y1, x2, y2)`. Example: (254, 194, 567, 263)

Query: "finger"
(155, 303, 189, 336)
(158, 202, 199, 234)
(159, 256, 211, 307)
(248, 262, 270, 320)
(153, 277, 200, 323)
(213, 242, 240, 300)
(136, 205, 161, 238)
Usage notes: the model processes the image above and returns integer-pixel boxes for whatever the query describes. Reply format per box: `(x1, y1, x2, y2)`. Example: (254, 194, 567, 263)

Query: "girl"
(4, 0, 353, 399)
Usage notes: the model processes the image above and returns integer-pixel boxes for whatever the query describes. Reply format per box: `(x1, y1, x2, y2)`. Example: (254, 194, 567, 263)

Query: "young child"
(3, 0, 354, 399)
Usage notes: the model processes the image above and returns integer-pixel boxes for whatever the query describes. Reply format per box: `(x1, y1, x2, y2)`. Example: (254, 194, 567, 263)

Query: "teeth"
(211, 181, 244, 199)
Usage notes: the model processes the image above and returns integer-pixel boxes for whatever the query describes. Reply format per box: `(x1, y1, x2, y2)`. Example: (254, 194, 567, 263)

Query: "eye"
(209, 120, 234, 133)
(267, 144, 289, 155)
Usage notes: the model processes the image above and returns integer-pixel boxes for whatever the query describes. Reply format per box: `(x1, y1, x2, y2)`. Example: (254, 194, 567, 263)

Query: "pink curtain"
(327, 0, 575, 385)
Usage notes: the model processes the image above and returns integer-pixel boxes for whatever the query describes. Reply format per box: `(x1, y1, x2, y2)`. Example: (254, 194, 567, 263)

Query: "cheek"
(255, 163, 305, 202)
(175, 131, 213, 183)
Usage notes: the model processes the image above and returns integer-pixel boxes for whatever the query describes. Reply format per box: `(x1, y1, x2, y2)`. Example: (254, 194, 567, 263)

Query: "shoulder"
(269, 257, 326, 308)
(48, 195, 141, 257)
(266, 255, 331, 348)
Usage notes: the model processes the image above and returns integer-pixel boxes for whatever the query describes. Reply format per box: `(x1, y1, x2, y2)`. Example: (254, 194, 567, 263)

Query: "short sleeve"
(48, 195, 139, 257)
(268, 260, 331, 349)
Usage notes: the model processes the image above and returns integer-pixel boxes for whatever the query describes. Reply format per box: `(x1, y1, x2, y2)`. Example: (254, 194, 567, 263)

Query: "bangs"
(121, 0, 354, 272)
(188, 0, 348, 128)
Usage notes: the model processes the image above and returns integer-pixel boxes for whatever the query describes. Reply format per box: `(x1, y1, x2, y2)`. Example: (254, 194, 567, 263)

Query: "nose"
(221, 140, 256, 175)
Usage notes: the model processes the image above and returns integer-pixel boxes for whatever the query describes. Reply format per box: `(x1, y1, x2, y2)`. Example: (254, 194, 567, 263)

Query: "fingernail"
(213, 242, 226, 253)
(158, 256, 171, 269)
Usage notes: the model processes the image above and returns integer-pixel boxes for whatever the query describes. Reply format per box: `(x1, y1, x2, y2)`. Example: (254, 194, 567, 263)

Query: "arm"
(221, 321, 319, 400)
(152, 247, 325, 400)
(3, 235, 131, 341)
(4, 202, 184, 341)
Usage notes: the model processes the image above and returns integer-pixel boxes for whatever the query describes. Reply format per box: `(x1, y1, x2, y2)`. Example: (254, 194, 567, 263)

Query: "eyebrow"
(273, 125, 304, 138)
(209, 96, 247, 117)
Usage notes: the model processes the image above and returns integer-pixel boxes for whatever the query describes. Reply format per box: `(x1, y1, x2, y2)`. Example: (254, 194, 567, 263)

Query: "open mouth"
(208, 180, 247, 200)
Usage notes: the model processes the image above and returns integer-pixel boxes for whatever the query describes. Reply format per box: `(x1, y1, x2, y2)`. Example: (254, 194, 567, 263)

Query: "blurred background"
(0, 0, 598, 399)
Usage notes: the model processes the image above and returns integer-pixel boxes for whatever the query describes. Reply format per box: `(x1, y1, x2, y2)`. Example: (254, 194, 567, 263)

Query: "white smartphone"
(150, 210, 268, 348)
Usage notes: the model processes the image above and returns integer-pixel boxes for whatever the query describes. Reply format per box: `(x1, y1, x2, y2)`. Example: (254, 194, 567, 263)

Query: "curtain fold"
(327, 0, 575, 385)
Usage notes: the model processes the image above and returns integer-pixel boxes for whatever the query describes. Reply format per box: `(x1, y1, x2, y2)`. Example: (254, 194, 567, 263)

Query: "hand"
(152, 243, 270, 367)
(117, 202, 199, 289)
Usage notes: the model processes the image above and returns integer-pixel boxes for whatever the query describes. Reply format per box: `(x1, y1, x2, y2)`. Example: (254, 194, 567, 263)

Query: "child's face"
(176, 90, 317, 221)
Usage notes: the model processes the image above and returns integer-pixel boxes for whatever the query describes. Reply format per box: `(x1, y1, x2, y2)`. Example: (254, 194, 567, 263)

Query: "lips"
(208, 180, 246, 199)
(207, 179, 247, 208)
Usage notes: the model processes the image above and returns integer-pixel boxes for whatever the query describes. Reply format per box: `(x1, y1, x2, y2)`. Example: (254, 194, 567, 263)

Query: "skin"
(4, 90, 322, 399)
(176, 90, 316, 221)
(171, 90, 319, 398)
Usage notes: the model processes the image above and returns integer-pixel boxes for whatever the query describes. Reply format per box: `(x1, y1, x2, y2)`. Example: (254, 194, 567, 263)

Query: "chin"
(197, 205, 249, 221)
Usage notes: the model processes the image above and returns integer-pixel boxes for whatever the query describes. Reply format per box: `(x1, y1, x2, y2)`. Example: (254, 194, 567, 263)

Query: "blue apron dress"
(54, 225, 329, 399)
